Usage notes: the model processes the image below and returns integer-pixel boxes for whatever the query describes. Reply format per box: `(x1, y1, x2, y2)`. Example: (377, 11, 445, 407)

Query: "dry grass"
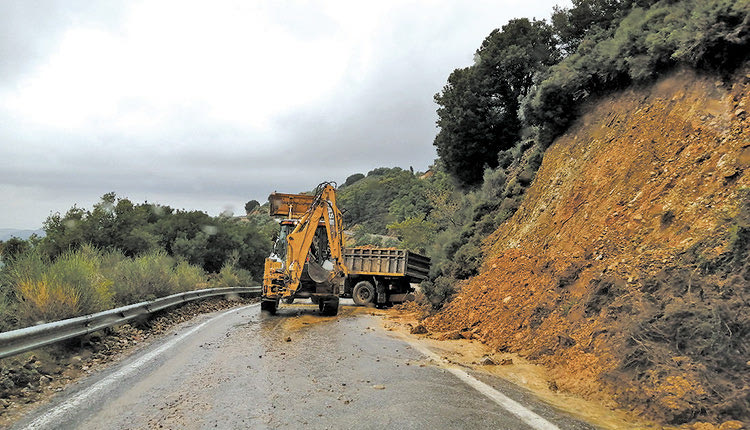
(16, 279, 80, 324)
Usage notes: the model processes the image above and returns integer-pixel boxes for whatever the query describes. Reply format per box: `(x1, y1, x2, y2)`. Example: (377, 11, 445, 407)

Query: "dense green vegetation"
(0, 193, 274, 331)
(526, 0, 750, 146)
(338, 168, 431, 236)
(40, 192, 274, 277)
(436, 0, 749, 177)
(344, 0, 749, 307)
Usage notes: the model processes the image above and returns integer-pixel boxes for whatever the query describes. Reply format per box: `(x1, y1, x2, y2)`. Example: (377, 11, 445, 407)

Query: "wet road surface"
(13, 302, 596, 429)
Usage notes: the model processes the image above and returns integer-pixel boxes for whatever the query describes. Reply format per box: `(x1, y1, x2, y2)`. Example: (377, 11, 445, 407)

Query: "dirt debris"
(479, 356, 496, 366)
(380, 307, 660, 429)
(409, 324, 428, 335)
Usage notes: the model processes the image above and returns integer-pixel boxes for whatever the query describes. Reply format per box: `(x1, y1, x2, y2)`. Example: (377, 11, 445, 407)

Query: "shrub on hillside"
(172, 260, 207, 292)
(0, 294, 13, 332)
(106, 251, 179, 304)
(524, 0, 750, 146)
(211, 262, 254, 289)
(7, 247, 113, 325)
(387, 218, 436, 254)
(420, 276, 457, 309)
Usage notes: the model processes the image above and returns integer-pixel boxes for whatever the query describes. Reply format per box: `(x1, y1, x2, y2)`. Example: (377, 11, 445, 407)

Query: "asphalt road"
(12, 302, 597, 430)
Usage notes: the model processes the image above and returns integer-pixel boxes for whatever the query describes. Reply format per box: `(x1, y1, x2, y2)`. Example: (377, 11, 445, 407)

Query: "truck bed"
(343, 247, 430, 283)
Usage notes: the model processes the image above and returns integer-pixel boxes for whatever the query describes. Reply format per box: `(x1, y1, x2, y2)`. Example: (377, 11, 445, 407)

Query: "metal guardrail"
(0, 286, 261, 360)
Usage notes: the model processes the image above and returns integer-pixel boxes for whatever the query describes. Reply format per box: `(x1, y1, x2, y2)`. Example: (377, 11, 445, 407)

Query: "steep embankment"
(426, 67, 749, 425)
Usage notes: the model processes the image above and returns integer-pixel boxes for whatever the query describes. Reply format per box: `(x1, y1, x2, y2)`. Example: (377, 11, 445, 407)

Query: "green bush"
(343, 173, 365, 187)
(172, 260, 207, 292)
(420, 276, 457, 309)
(524, 0, 750, 146)
(0, 292, 15, 332)
(107, 251, 178, 304)
(482, 168, 508, 201)
(447, 240, 484, 280)
(46, 246, 113, 314)
(387, 218, 437, 254)
(211, 262, 254, 289)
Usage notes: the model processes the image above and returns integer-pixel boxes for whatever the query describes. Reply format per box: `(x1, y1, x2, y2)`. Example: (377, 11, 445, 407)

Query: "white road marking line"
(407, 340, 560, 430)
(21, 303, 259, 430)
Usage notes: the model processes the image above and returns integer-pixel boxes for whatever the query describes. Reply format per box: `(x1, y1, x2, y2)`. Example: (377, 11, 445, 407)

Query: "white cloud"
(0, 0, 570, 229)
(4, 1, 354, 134)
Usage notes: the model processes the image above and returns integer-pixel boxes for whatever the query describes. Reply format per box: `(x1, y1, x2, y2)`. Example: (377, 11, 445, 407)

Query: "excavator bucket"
(268, 193, 315, 218)
(307, 260, 332, 283)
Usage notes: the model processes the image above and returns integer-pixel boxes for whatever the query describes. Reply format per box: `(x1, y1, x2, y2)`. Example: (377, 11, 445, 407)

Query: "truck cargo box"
(343, 247, 430, 283)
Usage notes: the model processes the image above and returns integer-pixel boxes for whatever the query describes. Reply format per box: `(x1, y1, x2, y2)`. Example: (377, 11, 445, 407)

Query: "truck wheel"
(352, 281, 375, 306)
(261, 299, 278, 315)
(319, 297, 339, 316)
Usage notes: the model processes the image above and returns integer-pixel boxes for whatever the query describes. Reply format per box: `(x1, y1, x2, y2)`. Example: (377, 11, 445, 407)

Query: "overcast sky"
(1, 0, 568, 230)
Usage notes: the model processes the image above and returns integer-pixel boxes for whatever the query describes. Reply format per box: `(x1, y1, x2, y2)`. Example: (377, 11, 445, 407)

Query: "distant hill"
(0, 229, 45, 241)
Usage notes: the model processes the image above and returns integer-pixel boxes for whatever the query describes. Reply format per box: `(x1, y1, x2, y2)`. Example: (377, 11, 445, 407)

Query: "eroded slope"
(426, 67, 750, 425)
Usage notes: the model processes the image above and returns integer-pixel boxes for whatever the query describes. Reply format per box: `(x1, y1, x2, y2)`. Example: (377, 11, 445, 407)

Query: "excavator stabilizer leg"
(261, 299, 278, 315)
(318, 296, 339, 316)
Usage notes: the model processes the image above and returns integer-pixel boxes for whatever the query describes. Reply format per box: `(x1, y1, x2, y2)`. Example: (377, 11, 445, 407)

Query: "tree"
(551, 0, 662, 53)
(434, 18, 559, 187)
(387, 218, 436, 254)
(344, 173, 365, 187)
(244, 200, 260, 214)
(0, 237, 30, 263)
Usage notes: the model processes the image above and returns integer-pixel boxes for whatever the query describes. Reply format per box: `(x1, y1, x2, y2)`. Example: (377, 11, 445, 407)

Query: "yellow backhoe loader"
(261, 182, 431, 316)
(262, 182, 347, 315)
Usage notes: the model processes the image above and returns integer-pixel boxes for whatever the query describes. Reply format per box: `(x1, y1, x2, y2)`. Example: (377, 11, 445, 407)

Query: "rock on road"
(12, 302, 595, 430)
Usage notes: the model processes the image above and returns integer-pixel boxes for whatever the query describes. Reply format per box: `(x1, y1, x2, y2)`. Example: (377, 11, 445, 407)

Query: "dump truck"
(261, 182, 430, 315)
(341, 247, 430, 306)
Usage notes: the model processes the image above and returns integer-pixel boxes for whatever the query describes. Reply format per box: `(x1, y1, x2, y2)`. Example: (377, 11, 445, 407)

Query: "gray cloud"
(0, 1, 566, 229)
(0, 1, 127, 81)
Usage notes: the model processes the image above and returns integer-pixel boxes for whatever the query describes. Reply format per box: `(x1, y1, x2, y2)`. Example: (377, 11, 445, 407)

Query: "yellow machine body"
(262, 183, 348, 315)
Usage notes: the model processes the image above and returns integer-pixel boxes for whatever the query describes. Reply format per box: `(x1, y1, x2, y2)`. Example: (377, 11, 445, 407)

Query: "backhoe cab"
(262, 183, 348, 316)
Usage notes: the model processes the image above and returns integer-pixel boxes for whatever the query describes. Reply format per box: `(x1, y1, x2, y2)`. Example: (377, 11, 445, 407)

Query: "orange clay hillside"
(425, 66, 749, 426)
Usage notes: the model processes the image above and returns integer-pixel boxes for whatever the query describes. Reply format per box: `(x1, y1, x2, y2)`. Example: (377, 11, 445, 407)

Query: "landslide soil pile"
(425, 67, 750, 426)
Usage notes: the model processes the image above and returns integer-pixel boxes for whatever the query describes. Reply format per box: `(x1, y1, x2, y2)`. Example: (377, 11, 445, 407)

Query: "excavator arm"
(283, 183, 348, 295)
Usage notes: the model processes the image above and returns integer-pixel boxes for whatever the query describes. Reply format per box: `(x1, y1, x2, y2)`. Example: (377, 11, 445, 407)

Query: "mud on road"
(10, 300, 604, 430)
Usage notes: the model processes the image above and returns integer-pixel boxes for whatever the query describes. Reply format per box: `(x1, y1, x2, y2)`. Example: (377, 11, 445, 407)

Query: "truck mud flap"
(388, 293, 416, 303)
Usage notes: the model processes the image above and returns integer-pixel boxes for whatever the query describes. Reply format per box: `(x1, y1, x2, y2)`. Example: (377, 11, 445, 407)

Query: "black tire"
(261, 299, 278, 315)
(352, 281, 375, 306)
(310, 296, 320, 305)
(319, 297, 339, 316)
